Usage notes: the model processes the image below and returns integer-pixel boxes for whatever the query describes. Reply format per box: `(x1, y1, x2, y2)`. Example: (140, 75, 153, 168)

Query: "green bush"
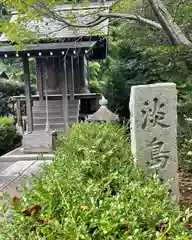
(0, 81, 36, 116)
(177, 103, 192, 172)
(179, 137, 192, 173)
(0, 116, 22, 155)
(0, 123, 191, 239)
(0, 81, 25, 116)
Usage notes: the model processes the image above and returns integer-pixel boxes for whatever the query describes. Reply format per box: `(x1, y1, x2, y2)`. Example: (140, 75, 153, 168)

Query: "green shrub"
(0, 81, 25, 116)
(0, 116, 22, 155)
(0, 123, 191, 239)
(179, 138, 192, 172)
(177, 107, 192, 172)
(0, 81, 36, 116)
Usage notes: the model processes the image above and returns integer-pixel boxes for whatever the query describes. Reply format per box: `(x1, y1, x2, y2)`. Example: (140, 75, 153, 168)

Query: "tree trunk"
(147, 0, 192, 46)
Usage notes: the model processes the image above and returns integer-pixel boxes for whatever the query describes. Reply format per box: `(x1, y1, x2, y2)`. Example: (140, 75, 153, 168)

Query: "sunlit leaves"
(112, 0, 143, 14)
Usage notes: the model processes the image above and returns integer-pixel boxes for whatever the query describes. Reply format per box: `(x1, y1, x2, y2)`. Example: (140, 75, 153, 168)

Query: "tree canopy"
(0, 0, 191, 48)
(101, 22, 192, 118)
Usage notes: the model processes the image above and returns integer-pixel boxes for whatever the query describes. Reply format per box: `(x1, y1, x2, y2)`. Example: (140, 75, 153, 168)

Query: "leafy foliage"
(101, 23, 192, 119)
(0, 59, 36, 84)
(0, 81, 25, 116)
(179, 136, 192, 172)
(0, 77, 36, 116)
(0, 123, 191, 239)
(0, 116, 22, 155)
(88, 61, 103, 93)
(0, 0, 104, 45)
(0, 81, 34, 116)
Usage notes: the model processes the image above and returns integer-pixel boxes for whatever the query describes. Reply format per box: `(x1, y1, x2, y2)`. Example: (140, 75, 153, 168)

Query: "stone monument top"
(88, 96, 119, 122)
(99, 96, 108, 106)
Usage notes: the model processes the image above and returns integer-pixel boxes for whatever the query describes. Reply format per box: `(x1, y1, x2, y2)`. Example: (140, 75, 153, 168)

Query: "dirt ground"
(179, 166, 192, 209)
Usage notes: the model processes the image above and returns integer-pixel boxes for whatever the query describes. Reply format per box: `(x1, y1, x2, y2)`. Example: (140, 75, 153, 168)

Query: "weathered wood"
(61, 57, 69, 130)
(0, 41, 98, 58)
(79, 56, 89, 93)
(79, 56, 85, 93)
(42, 57, 61, 94)
(12, 93, 100, 101)
(73, 57, 81, 93)
(23, 55, 33, 133)
(70, 56, 75, 100)
(43, 58, 51, 132)
(16, 99, 22, 128)
(35, 58, 44, 100)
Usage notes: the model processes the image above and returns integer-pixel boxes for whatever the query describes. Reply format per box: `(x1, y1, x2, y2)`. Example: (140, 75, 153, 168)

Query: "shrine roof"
(0, 41, 97, 58)
(0, 3, 111, 43)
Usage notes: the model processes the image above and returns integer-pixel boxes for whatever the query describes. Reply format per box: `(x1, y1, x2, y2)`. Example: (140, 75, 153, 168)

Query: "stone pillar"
(129, 83, 179, 202)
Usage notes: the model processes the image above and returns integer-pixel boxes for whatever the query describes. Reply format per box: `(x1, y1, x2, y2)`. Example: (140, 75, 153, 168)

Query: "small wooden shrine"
(0, 3, 110, 153)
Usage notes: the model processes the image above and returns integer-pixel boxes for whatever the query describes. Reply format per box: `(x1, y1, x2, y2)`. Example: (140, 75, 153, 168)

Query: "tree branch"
(147, 0, 192, 46)
(97, 13, 162, 30)
(173, 0, 183, 20)
(23, 0, 162, 30)
(45, 10, 163, 30)
(6, 0, 192, 49)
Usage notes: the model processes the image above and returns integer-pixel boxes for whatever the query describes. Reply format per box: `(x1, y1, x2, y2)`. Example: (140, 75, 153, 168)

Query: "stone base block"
(23, 131, 57, 153)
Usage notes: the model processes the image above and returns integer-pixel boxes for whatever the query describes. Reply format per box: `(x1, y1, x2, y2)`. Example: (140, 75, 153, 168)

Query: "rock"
(129, 83, 179, 202)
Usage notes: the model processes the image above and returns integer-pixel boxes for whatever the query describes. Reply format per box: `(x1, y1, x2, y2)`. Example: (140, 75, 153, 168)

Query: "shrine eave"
(0, 41, 97, 58)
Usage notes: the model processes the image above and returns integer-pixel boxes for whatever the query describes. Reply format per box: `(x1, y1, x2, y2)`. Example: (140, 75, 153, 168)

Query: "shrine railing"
(13, 93, 101, 133)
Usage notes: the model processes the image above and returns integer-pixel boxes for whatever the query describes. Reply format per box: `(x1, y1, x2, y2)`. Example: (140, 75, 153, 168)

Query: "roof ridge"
(10, 2, 113, 15)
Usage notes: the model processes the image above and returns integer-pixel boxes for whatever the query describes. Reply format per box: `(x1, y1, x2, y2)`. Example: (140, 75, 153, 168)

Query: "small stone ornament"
(88, 96, 119, 122)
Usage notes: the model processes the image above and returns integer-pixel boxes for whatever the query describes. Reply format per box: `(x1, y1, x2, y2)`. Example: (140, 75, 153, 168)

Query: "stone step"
(34, 122, 77, 131)
(33, 116, 78, 124)
(33, 104, 80, 109)
(32, 105, 80, 112)
(33, 99, 80, 104)
(33, 100, 80, 107)
(33, 104, 79, 110)
(32, 110, 79, 117)
(33, 105, 79, 112)
(33, 110, 79, 118)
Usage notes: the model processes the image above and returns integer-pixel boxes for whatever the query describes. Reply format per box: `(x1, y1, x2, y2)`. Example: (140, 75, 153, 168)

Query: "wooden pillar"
(61, 57, 69, 130)
(35, 58, 44, 100)
(70, 56, 75, 100)
(73, 57, 81, 93)
(79, 56, 89, 93)
(16, 99, 22, 129)
(43, 58, 51, 132)
(23, 55, 33, 133)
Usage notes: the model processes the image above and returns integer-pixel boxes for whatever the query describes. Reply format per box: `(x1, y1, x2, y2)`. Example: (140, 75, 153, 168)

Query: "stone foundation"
(23, 131, 57, 153)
